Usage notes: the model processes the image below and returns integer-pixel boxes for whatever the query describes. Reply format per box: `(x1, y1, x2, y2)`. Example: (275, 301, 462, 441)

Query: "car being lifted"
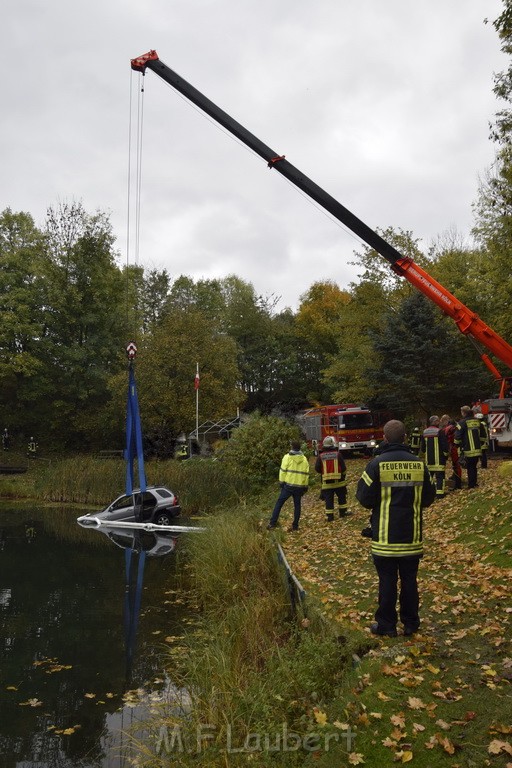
(78, 486, 181, 528)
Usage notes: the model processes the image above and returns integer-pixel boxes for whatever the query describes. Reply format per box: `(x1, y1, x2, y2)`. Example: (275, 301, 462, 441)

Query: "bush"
(218, 413, 302, 488)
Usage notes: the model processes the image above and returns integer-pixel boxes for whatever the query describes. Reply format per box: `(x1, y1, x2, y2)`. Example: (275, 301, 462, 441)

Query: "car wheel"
(154, 511, 172, 526)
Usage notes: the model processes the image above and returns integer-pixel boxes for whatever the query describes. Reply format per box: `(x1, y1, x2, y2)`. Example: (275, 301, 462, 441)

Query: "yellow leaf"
(313, 708, 327, 726)
(6, 686, 17, 691)
(84, 693, 96, 699)
(348, 753, 365, 765)
(401, 751, 413, 763)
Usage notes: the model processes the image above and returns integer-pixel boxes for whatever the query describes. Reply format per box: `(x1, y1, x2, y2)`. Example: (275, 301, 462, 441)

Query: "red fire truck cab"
(300, 404, 383, 455)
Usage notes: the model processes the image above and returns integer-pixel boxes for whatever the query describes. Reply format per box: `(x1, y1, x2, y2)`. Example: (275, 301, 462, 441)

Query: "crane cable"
(126, 70, 146, 331)
(126, 70, 146, 270)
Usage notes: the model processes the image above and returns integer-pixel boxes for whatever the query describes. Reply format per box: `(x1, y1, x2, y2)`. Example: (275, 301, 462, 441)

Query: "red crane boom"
(131, 49, 512, 397)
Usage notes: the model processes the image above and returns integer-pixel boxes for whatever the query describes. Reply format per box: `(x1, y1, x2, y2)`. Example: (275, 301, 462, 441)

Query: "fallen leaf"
(313, 708, 327, 726)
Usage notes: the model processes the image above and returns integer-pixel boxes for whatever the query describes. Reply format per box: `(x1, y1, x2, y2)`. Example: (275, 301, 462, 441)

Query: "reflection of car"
(82, 486, 181, 526)
(103, 528, 178, 557)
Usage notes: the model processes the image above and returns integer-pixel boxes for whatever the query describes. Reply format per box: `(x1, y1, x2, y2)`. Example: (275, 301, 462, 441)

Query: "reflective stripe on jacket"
(454, 418, 482, 457)
(356, 443, 436, 558)
(315, 449, 347, 489)
(279, 451, 309, 488)
(479, 420, 489, 450)
(420, 426, 449, 471)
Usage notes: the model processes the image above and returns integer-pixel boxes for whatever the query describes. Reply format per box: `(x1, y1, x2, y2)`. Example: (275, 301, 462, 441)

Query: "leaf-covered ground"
(281, 457, 512, 767)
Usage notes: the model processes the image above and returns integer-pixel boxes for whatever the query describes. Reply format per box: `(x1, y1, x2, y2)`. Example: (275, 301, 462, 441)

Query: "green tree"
(0, 209, 47, 438)
(366, 293, 488, 417)
(35, 203, 128, 446)
(133, 307, 242, 441)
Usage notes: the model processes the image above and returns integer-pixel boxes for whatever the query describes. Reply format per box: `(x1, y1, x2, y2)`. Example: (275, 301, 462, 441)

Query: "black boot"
(326, 513, 334, 522)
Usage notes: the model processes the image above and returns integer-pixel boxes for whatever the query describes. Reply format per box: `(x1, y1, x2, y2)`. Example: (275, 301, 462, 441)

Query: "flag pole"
(195, 362, 199, 440)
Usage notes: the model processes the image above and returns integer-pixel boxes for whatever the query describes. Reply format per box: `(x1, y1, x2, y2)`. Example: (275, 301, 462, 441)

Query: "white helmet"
(475, 413, 484, 419)
(322, 436, 336, 448)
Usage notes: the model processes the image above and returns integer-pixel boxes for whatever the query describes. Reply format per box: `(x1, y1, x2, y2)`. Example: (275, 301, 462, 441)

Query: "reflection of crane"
(124, 535, 146, 682)
(131, 51, 512, 439)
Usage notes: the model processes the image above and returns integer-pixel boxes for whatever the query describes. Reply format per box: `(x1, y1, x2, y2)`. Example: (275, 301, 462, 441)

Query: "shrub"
(218, 413, 302, 488)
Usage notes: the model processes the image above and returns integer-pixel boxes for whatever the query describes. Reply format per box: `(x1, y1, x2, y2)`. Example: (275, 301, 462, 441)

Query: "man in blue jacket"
(356, 420, 435, 638)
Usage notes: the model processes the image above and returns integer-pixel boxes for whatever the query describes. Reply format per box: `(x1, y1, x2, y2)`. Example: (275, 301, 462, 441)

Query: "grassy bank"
(134, 507, 368, 767)
(283, 458, 512, 767)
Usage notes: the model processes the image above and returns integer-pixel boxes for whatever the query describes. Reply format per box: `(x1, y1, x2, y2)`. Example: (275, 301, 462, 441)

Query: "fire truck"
(300, 404, 383, 454)
(130, 51, 512, 447)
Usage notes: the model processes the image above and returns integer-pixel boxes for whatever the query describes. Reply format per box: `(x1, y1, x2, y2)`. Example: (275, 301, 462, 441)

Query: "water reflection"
(0, 504, 187, 768)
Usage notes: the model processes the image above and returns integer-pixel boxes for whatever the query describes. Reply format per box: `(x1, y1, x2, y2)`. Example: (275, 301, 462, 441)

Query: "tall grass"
(23, 456, 245, 512)
(134, 509, 359, 767)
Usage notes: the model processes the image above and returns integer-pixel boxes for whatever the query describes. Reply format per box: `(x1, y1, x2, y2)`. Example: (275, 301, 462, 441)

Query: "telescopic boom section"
(131, 50, 512, 384)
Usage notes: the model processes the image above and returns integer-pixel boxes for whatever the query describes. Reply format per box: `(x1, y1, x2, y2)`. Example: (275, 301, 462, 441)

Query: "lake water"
(0, 503, 190, 767)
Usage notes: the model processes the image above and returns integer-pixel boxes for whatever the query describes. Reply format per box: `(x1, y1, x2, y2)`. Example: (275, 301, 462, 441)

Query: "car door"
(108, 494, 135, 521)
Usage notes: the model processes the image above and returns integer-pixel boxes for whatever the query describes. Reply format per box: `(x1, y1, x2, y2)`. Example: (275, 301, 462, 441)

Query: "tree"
(366, 293, 488, 417)
(133, 307, 243, 441)
(0, 209, 47, 437)
(35, 203, 128, 446)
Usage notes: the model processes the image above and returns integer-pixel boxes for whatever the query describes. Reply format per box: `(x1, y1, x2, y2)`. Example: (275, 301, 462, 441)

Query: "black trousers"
(466, 455, 479, 488)
(373, 555, 421, 632)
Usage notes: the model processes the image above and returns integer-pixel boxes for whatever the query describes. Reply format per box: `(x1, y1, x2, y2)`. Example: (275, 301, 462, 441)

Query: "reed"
(19, 455, 245, 512)
(135, 509, 356, 767)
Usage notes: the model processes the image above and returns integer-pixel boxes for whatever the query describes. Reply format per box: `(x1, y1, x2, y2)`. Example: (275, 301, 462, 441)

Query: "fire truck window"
(329, 417, 338, 428)
(340, 414, 373, 429)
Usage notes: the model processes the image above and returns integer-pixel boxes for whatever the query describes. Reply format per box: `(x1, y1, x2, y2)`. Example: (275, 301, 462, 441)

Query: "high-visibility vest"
(279, 452, 309, 488)
(318, 450, 347, 489)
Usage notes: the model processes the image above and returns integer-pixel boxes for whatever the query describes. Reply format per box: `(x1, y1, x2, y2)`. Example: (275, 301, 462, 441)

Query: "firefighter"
(267, 440, 309, 531)
(356, 420, 436, 637)
(315, 436, 348, 522)
(174, 443, 188, 461)
(420, 416, 449, 498)
(2, 428, 10, 451)
(408, 426, 421, 456)
(454, 406, 482, 489)
(475, 412, 489, 468)
(439, 414, 462, 489)
(27, 437, 38, 459)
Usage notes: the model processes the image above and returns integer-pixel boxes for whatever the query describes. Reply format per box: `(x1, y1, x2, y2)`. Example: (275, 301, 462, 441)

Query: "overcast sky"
(2, 0, 505, 310)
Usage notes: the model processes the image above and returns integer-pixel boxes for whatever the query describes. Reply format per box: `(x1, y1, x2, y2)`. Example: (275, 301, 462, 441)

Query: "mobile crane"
(131, 50, 512, 447)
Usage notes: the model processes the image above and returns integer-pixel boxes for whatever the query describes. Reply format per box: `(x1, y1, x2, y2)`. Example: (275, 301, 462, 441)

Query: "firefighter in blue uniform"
(408, 426, 421, 456)
(454, 406, 482, 489)
(356, 420, 435, 637)
(475, 412, 489, 468)
(420, 415, 449, 498)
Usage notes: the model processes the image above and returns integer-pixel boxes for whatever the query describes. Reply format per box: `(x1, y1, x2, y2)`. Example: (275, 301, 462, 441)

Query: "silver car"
(86, 486, 181, 526)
